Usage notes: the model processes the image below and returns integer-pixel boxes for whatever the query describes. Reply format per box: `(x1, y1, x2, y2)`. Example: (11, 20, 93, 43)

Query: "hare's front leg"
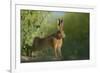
(58, 48, 62, 57)
(58, 48, 63, 59)
(54, 48, 58, 58)
(54, 48, 62, 60)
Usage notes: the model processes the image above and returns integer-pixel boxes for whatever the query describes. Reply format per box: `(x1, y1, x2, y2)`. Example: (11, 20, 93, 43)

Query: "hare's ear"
(57, 18, 60, 29)
(59, 18, 64, 30)
(61, 18, 64, 24)
(57, 18, 60, 26)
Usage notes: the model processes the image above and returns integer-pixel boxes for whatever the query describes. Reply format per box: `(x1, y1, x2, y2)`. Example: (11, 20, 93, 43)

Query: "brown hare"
(31, 18, 65, 59)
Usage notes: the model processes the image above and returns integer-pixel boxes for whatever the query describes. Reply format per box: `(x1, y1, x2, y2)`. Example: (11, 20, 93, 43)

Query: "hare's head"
(57, 18, 65, 38)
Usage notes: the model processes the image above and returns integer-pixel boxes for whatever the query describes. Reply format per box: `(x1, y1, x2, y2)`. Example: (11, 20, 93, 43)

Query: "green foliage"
(21, 10, 58, 56)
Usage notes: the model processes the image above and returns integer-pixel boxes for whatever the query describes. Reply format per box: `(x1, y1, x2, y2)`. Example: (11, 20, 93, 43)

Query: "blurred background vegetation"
(21, 10, 89, 62)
